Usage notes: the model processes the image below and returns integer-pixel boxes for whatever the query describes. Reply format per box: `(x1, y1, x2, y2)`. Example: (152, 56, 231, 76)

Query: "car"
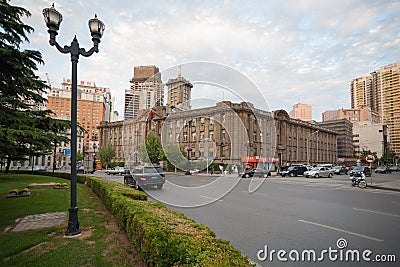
(304, 166, 334, 178)
(333, 166, 348, 175)
(124, 166, 165, 190)
(349, 166, 371, 177)
(389, 166, 399, 172)
(26, 166, 46, 171)
(280, 165, 308, 177)
(105, 166, 126, 175)
(241, 168, 271, 178)
(375, 166, 391, 174)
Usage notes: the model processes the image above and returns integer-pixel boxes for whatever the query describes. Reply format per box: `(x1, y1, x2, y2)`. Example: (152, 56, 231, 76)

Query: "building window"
(253, 131, 257, 142)
(221, 113, 225, 123)
(221, 129, 226, 140)
(200, 131, 205, 140)
(209, 131, 214, 141)
(210, 116, 214, 125)
(220, 146, 225, 157)
(183, 133, 188, 142)
(200, 117, 205, 125)
(192, 132, 196, 141)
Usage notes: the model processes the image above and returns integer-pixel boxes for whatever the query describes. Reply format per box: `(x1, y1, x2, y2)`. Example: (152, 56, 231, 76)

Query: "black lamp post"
(42, 4, 105, 236)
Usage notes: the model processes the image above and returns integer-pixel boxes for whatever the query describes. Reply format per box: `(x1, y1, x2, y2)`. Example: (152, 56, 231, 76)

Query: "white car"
(304, 167, 334, 178)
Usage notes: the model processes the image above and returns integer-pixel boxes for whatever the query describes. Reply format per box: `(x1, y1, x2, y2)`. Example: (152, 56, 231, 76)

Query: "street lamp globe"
(89, 14, 105, 39)
(42, 4, 63, 39)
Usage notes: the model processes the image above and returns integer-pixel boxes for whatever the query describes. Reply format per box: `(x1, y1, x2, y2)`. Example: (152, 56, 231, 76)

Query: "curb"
(367, 185, 400, 192)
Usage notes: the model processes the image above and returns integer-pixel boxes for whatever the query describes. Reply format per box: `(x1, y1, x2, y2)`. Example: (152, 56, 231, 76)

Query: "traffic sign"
(365, 154, 376, 163)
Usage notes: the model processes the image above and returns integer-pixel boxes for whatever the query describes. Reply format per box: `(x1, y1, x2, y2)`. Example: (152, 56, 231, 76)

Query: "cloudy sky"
(15, 0, 400, 120)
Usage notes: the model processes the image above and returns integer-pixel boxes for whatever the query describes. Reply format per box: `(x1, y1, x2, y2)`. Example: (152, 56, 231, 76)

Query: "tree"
(163, 143, 187, 170)
(139, 132, 165, 164)
(0, 1, 71, 173)
(98, 142, 116, 169)
(379, 149, 396, 165)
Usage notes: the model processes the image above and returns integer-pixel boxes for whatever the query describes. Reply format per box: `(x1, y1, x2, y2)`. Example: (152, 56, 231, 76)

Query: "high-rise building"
(166, 72, 193, 110)
(350, 76, 373, 110)
(351, 62, 400, 155)
(124, 65, 163, 119)
(47, 78, 112, 153)
(289, 103, 312, 121)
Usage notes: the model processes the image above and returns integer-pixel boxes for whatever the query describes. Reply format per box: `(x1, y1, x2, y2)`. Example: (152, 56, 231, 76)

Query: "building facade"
(98, 102, 338, 169)
(274, 111, 337, 166)
(124, 65, 163, 119)
(319, 119, 353, 160)
(166, 73, 193, 111)
(353, 122, 389, 158)
(322, 107, 381, 124)
(351, 62, 400, 156)
(289, 103, 312, 121)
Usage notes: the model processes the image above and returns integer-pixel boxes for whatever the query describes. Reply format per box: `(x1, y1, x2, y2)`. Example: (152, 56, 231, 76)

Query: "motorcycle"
(350, 172, 367, 188)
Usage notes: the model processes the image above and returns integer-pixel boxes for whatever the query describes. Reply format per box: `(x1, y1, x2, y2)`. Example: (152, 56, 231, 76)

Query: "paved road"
(98, 171, 400, 266)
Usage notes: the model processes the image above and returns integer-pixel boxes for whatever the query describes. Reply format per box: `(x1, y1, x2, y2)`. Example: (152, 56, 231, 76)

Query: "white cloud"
(13, 0, 400, 121)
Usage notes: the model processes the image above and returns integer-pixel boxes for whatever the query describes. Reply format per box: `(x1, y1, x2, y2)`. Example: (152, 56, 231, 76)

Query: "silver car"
(304, 167, 334, 178)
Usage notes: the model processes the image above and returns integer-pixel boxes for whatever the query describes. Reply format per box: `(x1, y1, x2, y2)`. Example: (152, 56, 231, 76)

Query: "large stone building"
(124, 65, 163, 119)
(351, 62, 400, 156)
(166, 72, 193, 111)
(99, 102, 338, 169)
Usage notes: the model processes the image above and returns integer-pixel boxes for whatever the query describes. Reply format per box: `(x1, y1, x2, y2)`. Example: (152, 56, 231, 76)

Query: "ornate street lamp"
(42, 3, 105, 236)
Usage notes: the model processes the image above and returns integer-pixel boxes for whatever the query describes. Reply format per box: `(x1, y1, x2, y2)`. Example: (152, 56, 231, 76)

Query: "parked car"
(242, 168, 271, 178)
(304, 166, 334, 178)
(375, 166, 391, 174)
(389, 166, 399, 172)
(280, 165, 308, 177)
(105, 166, 126, 175)
(26, 166, 46, 171)
(333, 166, 348, 175)
(349, 166, 371, 177)
(124, 166, 165, 190)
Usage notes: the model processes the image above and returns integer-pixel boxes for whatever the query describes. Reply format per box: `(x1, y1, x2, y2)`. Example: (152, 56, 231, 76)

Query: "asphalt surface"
(96, 171, 400, 267)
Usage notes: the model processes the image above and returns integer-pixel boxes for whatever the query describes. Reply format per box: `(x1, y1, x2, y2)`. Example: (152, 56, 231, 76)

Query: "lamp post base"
(65, 207, 81, 236)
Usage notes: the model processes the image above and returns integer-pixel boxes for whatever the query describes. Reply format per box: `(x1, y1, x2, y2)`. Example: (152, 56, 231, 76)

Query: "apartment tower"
(351, 62, 400, 155)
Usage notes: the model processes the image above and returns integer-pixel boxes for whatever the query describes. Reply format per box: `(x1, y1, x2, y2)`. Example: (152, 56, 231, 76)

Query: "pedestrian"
(219, 164, 223, 174)
(211, 166, 214, 175)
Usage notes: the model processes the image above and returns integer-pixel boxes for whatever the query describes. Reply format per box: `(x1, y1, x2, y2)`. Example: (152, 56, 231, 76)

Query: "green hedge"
(7, 170, 250, 266)
(86, 176, 251, 266)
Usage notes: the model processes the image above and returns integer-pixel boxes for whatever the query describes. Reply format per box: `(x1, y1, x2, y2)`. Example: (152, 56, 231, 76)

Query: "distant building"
(322, 107, 380, 124)
(351, 62, 400, 156)
(289, 103, 312, 121)
(353, 122, 389, 158)
(319, 119, 354, 159)
(124, 65, 163, 119)
(47, 78, 112, 153)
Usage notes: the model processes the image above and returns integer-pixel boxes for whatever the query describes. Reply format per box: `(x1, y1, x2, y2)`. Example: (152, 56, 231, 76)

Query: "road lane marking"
(199, 195, 223, 202)
(353, 208, 400, 218)
(298, 219, 383, 242)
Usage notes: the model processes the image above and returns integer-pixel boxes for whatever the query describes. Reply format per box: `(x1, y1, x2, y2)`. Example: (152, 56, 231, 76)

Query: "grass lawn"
(0, 173, 144, 266)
